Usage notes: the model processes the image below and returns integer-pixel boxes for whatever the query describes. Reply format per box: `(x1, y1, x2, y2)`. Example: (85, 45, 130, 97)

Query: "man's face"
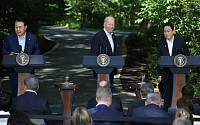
(104, 19, 115, 33)
(99, 81, 107, 87)
(163, 26, 175, 41)
(15, 21, 27, 37)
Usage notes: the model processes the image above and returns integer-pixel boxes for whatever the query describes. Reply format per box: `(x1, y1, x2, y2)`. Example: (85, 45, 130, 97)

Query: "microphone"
(181, 48, 185, 55)
(105, 47, 108, 54)
(19, 45, 22, 53)
(24, 45, 28, 53)
(99, 46, 102, 55)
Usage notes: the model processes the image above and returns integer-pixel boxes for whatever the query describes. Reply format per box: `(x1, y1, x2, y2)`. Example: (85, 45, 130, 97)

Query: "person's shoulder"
(94, 30, 105, 36)
(26, 32, 37, 38)
(6, 33, 16, 38)
(174, 36, 184, 42)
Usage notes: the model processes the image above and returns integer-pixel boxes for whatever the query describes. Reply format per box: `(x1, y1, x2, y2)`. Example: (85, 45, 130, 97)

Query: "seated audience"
(87, 80, 123, 113)
(88, 87, 123, 125)
(11, 74, 53, 125)
(72, 107, 92, 125)
(175, 108, 193, 125)
(173, 117, 192, 125)
(0, 90, 12, 125)
(129, 93, 172, 125)
(7, 110, 35, 125)
(127, 82, 154, 116)
(168, 85, 200, 116)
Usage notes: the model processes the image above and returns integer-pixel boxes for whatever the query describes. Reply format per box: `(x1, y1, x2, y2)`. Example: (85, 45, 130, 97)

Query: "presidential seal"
(16, 53, 29, 66)
(174, 54, 187, 67)
(97, 54, 110, 67)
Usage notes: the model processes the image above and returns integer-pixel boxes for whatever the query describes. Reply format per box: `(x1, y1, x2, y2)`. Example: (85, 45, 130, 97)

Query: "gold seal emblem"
(174, 54, 187, 67)
(16, 53, 30, 66)
(97, 54, 110, 67)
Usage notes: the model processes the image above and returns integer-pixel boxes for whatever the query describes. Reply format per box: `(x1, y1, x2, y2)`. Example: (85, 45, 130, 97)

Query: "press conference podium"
(157, 56, 200, 106)
(82, 56, 124, 84)
(2, 55, 45, 96)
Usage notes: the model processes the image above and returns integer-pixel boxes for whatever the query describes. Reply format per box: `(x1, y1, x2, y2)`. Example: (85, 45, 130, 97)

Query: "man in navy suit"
(90, 17, 117, 91)
(127, 82, 154, 117)
(87, 80, 123, 113)
(11, 74, 53, 125)
(157, 22, 190, 112)
(88, 87, 124, 125)
(2, 17, 41, 98)
(168, 85, 200, 118)
(129, 93, 172, 125)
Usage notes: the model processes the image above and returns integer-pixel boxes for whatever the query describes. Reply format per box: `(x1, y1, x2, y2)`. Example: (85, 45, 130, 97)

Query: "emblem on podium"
(16, 53, 30, 66)
(174, 54, 187, 67)
(97, 54, 110, 67)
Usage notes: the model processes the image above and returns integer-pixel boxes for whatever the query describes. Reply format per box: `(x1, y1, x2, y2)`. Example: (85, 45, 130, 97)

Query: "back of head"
(97, 80, 110, 88)
(173, 117, 192, 125)
(8, 110, 35, 125)
(182, 85, 194, 100)
(146, 93, 161, 105)
(140, 82, 154, 98)
(24, 74, 39, 90)
(177, 97, 194, 114)
(72, 107, 92, 125)
(175, 108, 193, 125)
(0, 90, 12, 112)
(96, 87, 112, 102)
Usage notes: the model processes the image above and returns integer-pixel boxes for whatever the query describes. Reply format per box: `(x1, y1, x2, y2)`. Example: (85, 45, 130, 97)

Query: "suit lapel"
(163, 39, 170, 56)
(172, 37, 177, 56)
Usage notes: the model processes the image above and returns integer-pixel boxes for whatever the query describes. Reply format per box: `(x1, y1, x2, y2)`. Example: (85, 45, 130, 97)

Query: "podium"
(2, 55, 45, 95)
(82, 56, 124, 84)
(54, 83, 80, 125)
(157, 56, 200, 106)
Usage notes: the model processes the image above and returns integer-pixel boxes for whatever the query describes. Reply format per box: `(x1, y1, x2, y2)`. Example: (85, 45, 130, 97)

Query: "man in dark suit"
(87, 80, 123, 113)
(127, 82, 154, 117)
(90, 17, 117, 91)
(168, 85, 200, 118)
(2, 17, 41, 98)
(129, 93, 172, 125)
(88, 87, 124, 125)
(11, 74, 53, 125)
(157, 22, 190, 112)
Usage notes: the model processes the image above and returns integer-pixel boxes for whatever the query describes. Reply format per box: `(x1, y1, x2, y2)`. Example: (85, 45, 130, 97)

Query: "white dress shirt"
(166, 36, 174, 56)
(104, 28, 114, 53)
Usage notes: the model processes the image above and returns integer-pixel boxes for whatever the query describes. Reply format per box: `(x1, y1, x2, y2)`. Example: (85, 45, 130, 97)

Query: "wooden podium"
(157, 56, 200, 106)
(2, 55, 45, 96)
(55, 83, 80, 125)
(82, 56, 124, 84)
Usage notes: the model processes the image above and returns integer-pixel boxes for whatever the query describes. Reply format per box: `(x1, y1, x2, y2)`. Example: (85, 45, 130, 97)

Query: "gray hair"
(24, 74, 39, 90)
(104, 17, 115, 23)
(96, 87, 112, 102)
(146, 93, 161, 104)
(140, 82, 154, 98)
(173, 117, 192, 125)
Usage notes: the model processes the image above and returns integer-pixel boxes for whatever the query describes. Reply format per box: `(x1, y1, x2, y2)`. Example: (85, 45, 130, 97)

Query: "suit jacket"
(88, 104, 123, 125)
(11, 91, 53, 125)
(90, 30, 116, 56)
(130, 104, 172, 125)
(87, 96, 123, 114)
(168, 104, 200, 118)
(2, 32, 41, 79)
(127, 99, 146, 117)
(157, 36, 189, 83)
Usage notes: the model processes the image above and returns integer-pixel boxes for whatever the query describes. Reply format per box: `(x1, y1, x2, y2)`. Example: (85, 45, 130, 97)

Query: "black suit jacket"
(157, 36, 189, 83)
(87, 96, 123, 114)
(127, 99, 146, 117)
(90, 30, 116, 56)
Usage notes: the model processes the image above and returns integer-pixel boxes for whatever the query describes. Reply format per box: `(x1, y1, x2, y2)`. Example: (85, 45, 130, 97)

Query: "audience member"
(175, 108, 193, 125)
(173, 117, 192, 125)
(127, 82, 154, 116)
(87, 80, 123, 113)
(129, 93, 172, 125)
(11, 74, 53, 125)
(168, 85, 200, 117)
(72, 107, 92, 125)
(7, 110, 35, 125)
(0, 90, 12, 125)
(88, 87, 123, 125)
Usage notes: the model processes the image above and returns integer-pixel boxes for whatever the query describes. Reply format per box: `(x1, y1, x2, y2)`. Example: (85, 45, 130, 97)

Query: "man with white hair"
(129, 93, 172, 125)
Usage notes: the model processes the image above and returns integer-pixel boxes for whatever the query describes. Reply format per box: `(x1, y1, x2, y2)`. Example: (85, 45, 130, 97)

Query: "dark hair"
(176, 97, 194, 114)
(0, 90, 12, 112)
(15, 17, 27, 26)
(163, 22, 174, 30)
(182, 85, 194, 100)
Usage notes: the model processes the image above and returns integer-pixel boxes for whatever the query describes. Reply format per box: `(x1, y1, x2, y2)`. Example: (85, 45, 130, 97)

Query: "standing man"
(2, 17, 41, 98)
(157, 22, 190, 112)
(90, 16, 117, 90)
